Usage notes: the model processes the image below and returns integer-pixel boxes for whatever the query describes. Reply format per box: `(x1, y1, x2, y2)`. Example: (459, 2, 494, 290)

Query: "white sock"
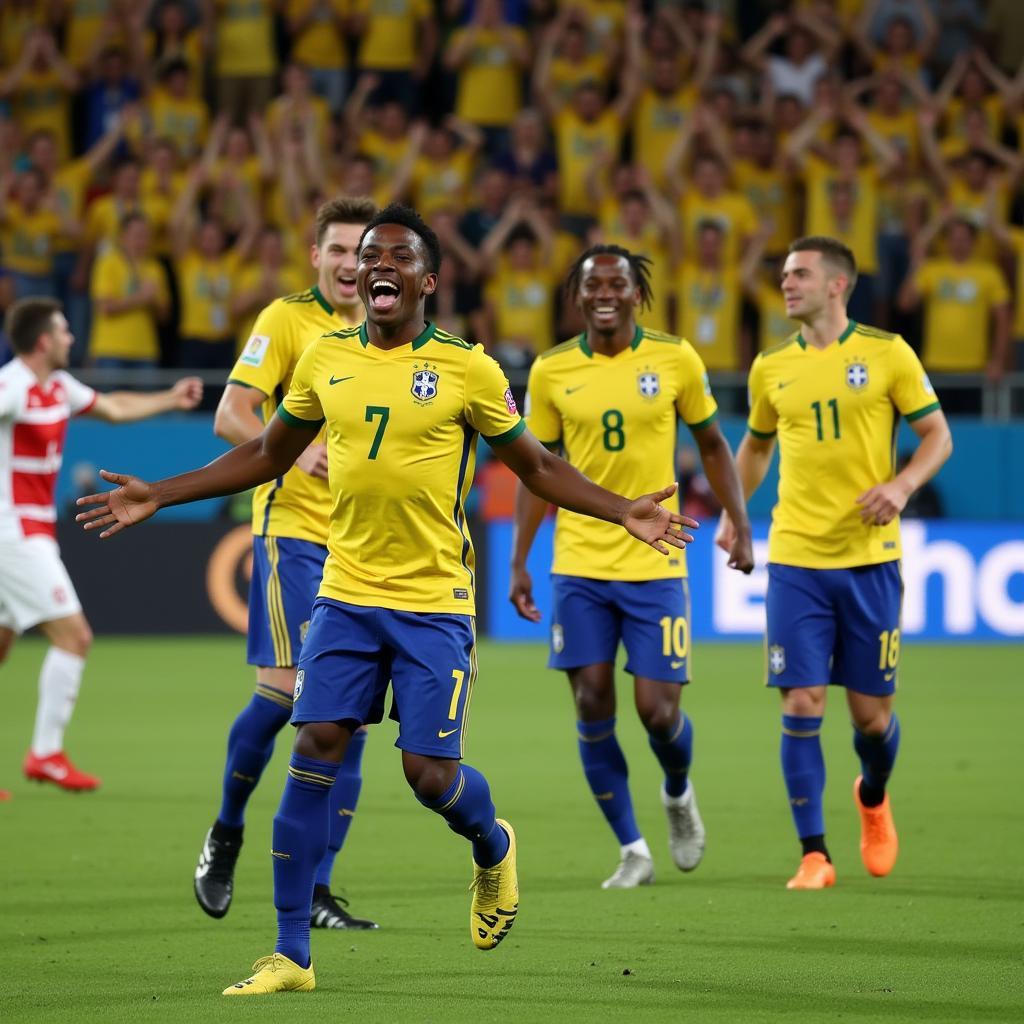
(31, 647, 85, 757)
(622, 837, 652, 859)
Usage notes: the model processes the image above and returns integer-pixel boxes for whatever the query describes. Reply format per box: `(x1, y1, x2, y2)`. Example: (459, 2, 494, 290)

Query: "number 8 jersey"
(525, 326, 717, 582)
(746, 320, 941, 569)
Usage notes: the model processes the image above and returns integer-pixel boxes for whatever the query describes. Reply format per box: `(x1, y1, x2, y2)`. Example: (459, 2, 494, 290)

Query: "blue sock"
(577, 717, 641, 845)
(854, 714, 900, 807)
(780, 715, 826, 840)
(314, 730, 367, 889)
(647, 711, 693, 798)
(418, 763, 510, 868)
(217, 684, 293, 828)
(273, 753, 340, 968)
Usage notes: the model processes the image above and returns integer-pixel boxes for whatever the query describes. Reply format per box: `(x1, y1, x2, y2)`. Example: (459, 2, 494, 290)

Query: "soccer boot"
(223, 953, 315, 995)
(601, 849, 655, 889)
(786, 852, 836, 890)
(469, 819, 518, 950)
(194, 826, 243, 919)
(23, 751, 100, 792)
(854, 775, 899, 877)
(310, 885, 379, 930)
(662, 783, 706, 872)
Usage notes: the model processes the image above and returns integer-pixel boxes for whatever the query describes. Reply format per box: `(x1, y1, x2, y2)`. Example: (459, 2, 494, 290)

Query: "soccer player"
(509, 245, 754, 889)
(0, 297, 201, 792)
(77, 205, 696, 995)
(193, 197, 379, 931)
(715, 236, 952, 889)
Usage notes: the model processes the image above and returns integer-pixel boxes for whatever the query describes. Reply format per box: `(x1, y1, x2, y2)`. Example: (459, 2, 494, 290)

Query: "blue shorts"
(247, 536, 327, 669)
(548, 575, 691, 683)
(292, 598, 477, 759)
(765, 562, 903, 695)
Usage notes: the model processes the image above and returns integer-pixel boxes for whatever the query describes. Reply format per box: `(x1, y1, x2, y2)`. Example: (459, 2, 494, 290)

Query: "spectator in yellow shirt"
(344, 75, 416, 186)
(391, 117, 482, 219)
(144, 0, 208, 99)
(531, 7, 610, 111)
(171, 168, 260, 369)
(350, 0, 436, 111)
(0, 167, 79, 300)
(284, 0, 352, 113)
(266, 62, 331, 163)
(445, 0, 530, 148)
(141, 58, 210, 162)
(211, 0, 277, 123)
(481, 197, 558, 368)
(851, 0, 937, 80)
(491, 108, 558, 200)
(988, 208, 1024, 371)
(740, 228, 795, 354)
(89, 211, 169, 368)
(899, 215, 1011, 385)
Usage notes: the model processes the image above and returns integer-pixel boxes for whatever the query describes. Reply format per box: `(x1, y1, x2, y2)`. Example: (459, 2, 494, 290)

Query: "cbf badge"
(638, 371, 660, 399)
(769, 645, 786, 675)
(411, 363, 438, 402)
(551, 623, 565, 654)
(845, 362, 868, 391)
(294, 670, 305, 699)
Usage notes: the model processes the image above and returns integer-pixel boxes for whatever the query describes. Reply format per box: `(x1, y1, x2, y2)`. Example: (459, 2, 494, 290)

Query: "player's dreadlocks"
(563, 244, 654, 310)
(359, 202, 442, 273)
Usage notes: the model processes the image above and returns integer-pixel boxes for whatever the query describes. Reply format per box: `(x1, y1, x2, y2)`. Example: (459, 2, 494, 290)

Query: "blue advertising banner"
(486, 520, 1024, 642)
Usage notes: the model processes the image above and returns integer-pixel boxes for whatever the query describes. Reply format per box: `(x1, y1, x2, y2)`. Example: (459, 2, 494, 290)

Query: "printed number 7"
(365, 405, 389, 460)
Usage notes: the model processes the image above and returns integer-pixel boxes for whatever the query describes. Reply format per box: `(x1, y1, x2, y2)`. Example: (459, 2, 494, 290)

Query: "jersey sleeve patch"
(239, 334, 271, 367)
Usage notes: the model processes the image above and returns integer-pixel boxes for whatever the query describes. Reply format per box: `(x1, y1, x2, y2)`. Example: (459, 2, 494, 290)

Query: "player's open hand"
(295, 442, 329, 479)
(509, 565, 541, 622)
(623, 484, 698, 555)
(856, 479, 911, 526)
(172, 376, 203, 410)
(75, 470, 159, 538)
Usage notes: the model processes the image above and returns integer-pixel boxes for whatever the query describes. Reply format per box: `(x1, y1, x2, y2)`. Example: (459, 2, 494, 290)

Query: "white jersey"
(0, 358, 96, 541)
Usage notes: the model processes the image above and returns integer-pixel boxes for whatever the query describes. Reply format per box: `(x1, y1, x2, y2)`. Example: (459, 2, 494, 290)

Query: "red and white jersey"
(0, 358, 96, 540)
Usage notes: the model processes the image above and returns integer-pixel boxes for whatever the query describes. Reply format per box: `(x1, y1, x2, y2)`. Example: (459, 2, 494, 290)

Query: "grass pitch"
(0, 638, 1020, 1023)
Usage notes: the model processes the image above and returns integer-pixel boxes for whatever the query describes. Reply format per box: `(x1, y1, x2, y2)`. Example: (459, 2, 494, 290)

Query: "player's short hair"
(789, 235, 858, 300)
(314, 195, 378, 246)
(119, 210, 147, 233)
(359, 203, 442, 274)
(4, 297, 62, 355)
(564, 244, 654, 310)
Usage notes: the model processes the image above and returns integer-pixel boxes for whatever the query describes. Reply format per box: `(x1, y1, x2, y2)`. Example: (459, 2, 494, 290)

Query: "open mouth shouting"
(337, 271, 358, 300)
(369, 276, 401, 313)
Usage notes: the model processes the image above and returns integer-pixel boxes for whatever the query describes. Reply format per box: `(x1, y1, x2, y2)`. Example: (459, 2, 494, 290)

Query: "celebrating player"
(193, 197, 378, 932)
(0, 297, 201, 792)
(716, 236, 952, 889)
(509, 245, 753, 888)
(76, 204, 697, 995)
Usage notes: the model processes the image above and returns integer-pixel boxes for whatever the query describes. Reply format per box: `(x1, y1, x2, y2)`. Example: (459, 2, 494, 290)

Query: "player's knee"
(293, 721, 347, 762)
(61, 622, 93, 658)
(782, 687, 825, 717)
(637, 700, 678, 737)
(851, 708, 891, 736)
(403, 754, 457, 802)
(571, 676, 615, 722)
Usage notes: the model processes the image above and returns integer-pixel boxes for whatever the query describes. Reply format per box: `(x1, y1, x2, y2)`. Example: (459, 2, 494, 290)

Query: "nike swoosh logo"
(42, 764, 69, 780)
(565, 384, 586, 394)
(594, 791, 614, 801)
(883, 671, 896, 682)
(670, 660, 685, 669)
(777, 380, 795, 389)
(438, 727, 460, 739)
(329, 375, 355, 385)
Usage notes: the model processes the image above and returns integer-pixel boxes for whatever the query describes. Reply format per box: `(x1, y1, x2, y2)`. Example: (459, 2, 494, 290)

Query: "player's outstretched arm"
(88, 376, 204, 422)
(76, 415, 316, 538)
(496, 430, 698, 556)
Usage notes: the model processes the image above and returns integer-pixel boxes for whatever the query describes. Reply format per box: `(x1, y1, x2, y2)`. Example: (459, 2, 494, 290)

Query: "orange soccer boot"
(786, 852, 836, 890)
(853, 776, 898, 877)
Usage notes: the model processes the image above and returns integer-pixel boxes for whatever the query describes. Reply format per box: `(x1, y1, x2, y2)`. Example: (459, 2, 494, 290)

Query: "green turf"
(0, 638, 1021, 1023)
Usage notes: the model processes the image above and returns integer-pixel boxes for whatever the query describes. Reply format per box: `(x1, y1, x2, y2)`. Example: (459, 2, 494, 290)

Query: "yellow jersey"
(554, 109, 623, 217)
(176, 250, 241, 341)
(354, 0, 431, 70)
(747, 321, 941, 569)
(409, 150, 475, 217)
(1007, 228, 1024, 337)
(280, 321, 524, 614)
(803, 156, 879, 272)
(88, 246, 167, 361)
(451, 26, 528, 127)
(12, 69, 71, 161)
(484, 263, 558, 352)
(143, 91, 210, 161)
(676, 264, 742, 370)
(229, 284, 355, 544)
(548, 54, 609, 108)
(753, 282, 795, 353)
(733, 161, 797, 256)
(679, 190, 758, 267)
(214, 0, 277, 76)
(1, 206, 61, 276)
(51, 160, 94, 254)
(286, 0, 351, 69)
(866, 108, 919, 170)
(947, 178, 1009, 261)
(912, 259, 1010, 370)
(632, 85, 698, 190)
(233, 264, 310, 354)
(525, 325, 717, 581)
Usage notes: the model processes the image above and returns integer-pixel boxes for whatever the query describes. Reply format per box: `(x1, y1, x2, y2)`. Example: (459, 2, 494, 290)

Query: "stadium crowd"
(2, 0, 1024, 388)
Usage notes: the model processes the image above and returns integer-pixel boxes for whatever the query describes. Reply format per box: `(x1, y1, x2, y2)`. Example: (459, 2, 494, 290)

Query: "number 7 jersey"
(747, 320, 941, 569)
(525, 326, 718, 581)
(280, 321, 524, 615)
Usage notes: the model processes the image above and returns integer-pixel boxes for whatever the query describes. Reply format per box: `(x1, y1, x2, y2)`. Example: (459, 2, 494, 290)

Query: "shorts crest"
(769, 644, 786, 675)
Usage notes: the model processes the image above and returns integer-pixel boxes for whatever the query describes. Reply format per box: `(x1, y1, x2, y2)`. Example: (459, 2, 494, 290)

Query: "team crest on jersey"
(769, 645, 786, 675)
(411, 363, 439, 402)
(294, 670, 304, 699)
(845, 362, 868, 391)
(551, 623, 564, 654)
(299, 620, 310, 644)
(241, 334, 270, 367)
(638, 372, 660, 399)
